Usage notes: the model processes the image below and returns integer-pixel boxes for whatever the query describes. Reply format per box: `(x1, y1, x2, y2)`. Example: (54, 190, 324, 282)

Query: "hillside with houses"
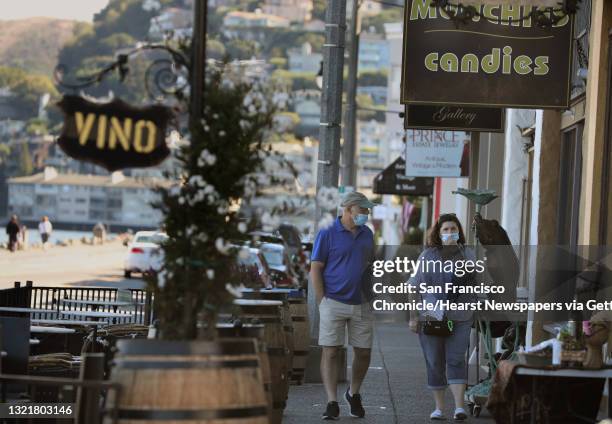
(0, 0, 402, 231)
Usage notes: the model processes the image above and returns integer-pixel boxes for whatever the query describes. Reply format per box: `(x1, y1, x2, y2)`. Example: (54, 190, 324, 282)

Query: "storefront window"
(556, 124, 583, 247)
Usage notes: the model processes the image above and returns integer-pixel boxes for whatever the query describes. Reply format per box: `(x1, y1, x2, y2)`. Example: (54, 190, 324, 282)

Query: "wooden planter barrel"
(233, 300, 291, 424)
(216, 324, 274, 424)
(241, 291, 309, 385)
(109, 339, 269, 424)
(288, 297, 309, 385)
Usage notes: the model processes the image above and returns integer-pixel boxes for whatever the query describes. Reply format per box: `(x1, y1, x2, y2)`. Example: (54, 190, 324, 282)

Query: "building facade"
(358, 32, 390, 72)
(356, 120, 387, 191)
(7, 168, 168, 230)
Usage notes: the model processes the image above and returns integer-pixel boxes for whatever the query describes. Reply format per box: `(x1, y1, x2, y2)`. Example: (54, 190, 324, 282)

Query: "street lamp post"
(306, 0, 348, 383)
(190, 0, 208, 120)
(341, 0, 360, 189)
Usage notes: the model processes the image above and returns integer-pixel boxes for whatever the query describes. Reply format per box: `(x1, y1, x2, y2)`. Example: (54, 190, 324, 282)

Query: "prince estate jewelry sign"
(57, 95, 173, 171)
(404, 104, 505, 132)
(401, 0, 574, 109)
(404, 130, 470, 177)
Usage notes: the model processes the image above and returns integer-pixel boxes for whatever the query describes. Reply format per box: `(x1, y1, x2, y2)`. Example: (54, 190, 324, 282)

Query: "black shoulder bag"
(421, 317, 455, 337)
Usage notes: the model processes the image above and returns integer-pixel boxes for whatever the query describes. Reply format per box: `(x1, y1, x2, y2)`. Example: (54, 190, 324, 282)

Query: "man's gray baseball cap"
(341, 191, 376, 209)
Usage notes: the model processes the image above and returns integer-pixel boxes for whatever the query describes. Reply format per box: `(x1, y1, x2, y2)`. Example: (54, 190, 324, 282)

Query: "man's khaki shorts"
(318, 296, 374, 348)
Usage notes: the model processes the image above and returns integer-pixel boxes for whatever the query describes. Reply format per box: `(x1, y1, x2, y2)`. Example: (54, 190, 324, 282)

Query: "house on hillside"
(287, 42, 322, 73)
(292, 89, 320, 137)
(357, 120, 387, 190)
(149, 7, 193, 39)
(223, 10, 290, 29)
(262, 0, 313, 22)
(359, 31, 390, 72)
(0, 88, 29, 136)
(208, 0, 240, 6)
(222, 9, 290, 41)
(360, 0, 383, 16)
(303, 19, 325, 32)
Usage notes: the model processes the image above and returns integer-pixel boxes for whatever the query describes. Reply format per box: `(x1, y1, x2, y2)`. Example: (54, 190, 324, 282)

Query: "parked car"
(259, 242, 299, 288)
(123, 231, 168, 278)
(236, 247, 273, 288)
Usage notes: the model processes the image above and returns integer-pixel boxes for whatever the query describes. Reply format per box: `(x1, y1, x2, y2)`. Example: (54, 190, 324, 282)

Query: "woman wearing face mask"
(408, 213, 475, 422)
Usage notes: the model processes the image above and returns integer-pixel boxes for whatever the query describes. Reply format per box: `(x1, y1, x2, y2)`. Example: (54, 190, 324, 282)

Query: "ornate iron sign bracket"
(54, 42, 190, 101)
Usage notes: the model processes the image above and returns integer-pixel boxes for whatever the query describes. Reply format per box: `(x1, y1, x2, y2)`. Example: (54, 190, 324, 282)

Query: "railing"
(0, 282, 153, 326)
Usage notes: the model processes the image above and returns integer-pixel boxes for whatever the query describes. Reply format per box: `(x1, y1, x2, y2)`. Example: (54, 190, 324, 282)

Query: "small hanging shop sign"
(404, 129, 470, 177)
(401, 0, 574, 109)
(373, 157, 435, 195)
(57, 95, 173, 171)
(404, 104, 505, 132)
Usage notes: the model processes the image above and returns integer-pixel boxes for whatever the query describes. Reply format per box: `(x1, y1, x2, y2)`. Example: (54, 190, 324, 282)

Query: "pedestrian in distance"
(408, 213, 476, 422)
(93, 222, 106, 245)
(38, 216, 53, 250)
(5, 215, 20, 252)
(310, 191, 376, 420)
(18, 224, 28, 250)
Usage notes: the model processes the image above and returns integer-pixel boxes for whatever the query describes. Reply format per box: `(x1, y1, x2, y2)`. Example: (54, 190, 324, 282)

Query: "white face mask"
(441, 232, 460, 244)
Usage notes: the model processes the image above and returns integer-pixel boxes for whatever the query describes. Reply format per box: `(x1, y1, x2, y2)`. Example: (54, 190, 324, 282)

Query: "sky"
(2, 0, 109, 21)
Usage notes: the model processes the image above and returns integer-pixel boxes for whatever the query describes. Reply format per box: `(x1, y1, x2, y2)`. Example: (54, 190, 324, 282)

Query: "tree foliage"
(149, 62, 297, 340)
(358, 70, 388, 87)
(56, 0, 160, 102)
(226, 39, 260, 60)
(295, 33, 325, 51)
(207, 39, 227, 60)
(312, 0, 326, 20)
(25, 118, 50, 136)
(0, 18, 77, 76)
(0, 66, 59, 118)
(0, 67, 27, 88)
(271, 70, 318, 91)
(0, 143, 10, 166)
(18, 143, 33, 176)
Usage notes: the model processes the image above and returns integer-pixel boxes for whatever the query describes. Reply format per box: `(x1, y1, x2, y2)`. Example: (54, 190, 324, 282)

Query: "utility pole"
(190, 0, 208, 119)
(306, 0, 347, 383)
(341, 0, 360, 188)
(314, 0, 347, 211)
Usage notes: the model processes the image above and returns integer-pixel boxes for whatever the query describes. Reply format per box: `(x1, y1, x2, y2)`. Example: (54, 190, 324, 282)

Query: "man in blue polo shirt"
(310, 191, 376, 420)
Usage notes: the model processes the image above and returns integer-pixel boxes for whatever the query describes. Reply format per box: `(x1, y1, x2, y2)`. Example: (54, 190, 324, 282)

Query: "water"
(0, 229, 116, 244)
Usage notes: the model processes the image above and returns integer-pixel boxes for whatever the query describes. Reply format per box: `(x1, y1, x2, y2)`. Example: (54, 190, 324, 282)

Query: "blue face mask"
(353, 214, 368, 226)
(441, 232, 460, 243)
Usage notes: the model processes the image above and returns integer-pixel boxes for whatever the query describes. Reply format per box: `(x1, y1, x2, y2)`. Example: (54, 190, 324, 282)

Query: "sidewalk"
(284, 321, 496, 424)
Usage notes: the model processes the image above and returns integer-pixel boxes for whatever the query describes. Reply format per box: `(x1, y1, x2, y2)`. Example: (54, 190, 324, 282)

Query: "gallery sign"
(404, 130, 470, 177)
(57, 95, 173, 171)
(404, 104, 505, 132)
(373, 157, 434, 195)
(401, 0, 574, 109)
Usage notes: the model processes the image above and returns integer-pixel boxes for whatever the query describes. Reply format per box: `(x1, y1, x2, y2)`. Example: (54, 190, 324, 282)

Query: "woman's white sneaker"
(430, 409, 446, 420)
(453, 408, 468, 421)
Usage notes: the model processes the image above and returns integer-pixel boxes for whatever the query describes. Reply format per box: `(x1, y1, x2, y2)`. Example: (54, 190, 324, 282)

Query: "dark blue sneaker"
(322, 401, 339, 420)
(345, 388, 365, 418)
